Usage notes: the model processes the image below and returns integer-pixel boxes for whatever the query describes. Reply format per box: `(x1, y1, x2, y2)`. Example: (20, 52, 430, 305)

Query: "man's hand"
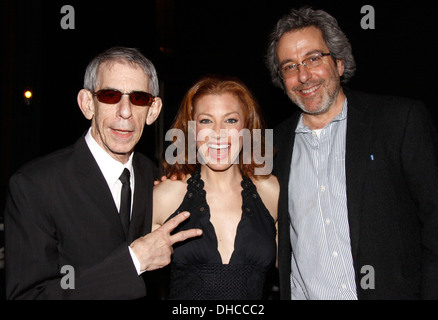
(153, 173, 186, 186)
(154, 175, 173, 186)
(129, 211, 201, 272)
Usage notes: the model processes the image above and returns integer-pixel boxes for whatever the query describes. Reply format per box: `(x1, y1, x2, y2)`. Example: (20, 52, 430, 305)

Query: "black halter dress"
(166, 168, 276, 300)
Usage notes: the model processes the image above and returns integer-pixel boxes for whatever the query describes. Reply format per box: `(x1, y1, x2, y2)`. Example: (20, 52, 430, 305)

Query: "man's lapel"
(73, 136, 126, 240)
(274, 114, 300, 191)
(344, 89, 372, 262)
(128, 155, 153, 243)
(274, 113, 300, 259)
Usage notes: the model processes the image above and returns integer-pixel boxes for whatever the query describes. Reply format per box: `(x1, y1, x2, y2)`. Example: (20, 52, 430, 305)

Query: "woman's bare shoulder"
(251, 174, 279, 221)
(153, 176, 190, 227)
(252, 174, 279, 193)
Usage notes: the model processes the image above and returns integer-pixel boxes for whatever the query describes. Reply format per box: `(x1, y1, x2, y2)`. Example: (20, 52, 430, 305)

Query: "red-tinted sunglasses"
(93, 89, 155, 107)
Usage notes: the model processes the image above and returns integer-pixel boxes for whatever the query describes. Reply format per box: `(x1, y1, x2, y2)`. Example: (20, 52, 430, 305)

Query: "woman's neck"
(200, 165, 242, 191)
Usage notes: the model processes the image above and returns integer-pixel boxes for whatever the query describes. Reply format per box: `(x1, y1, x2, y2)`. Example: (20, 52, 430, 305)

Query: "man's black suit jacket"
(274, 88, 438, 299)
(5, 134, 157, 299)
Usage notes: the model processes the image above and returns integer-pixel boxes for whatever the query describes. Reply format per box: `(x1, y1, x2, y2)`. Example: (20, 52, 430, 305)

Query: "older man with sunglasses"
(4, 47, 201, 299)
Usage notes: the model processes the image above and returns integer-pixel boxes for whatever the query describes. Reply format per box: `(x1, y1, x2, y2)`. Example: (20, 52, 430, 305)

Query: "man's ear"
(146, 97, 163, 125)
(336, 59, 345, 78)
(77, 89, 95, 120)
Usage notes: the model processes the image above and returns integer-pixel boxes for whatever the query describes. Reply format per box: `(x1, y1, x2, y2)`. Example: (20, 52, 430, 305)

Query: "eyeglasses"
(92, 89, 155, 107)
(279, 52, 331, 78)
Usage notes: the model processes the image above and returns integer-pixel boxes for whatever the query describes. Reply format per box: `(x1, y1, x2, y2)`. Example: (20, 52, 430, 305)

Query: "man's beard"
(289, 79, 341, 116)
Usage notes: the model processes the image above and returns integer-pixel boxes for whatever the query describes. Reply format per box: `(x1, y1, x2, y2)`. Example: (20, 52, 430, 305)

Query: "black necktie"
(119, 168, 131, 238)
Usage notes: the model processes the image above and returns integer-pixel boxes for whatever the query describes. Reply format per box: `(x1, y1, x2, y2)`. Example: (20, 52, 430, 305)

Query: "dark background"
(1, 0, 436, 300)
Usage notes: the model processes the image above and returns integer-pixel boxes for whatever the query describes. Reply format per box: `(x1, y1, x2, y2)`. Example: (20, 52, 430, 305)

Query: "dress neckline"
(186, 168, 258, 264)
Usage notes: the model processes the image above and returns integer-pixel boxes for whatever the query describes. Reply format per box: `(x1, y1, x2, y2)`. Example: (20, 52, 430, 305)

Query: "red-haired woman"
(153, 75, 279, 299)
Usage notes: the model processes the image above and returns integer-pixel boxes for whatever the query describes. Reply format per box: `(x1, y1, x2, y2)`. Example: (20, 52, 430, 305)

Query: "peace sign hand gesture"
(129, 212, 202, 272)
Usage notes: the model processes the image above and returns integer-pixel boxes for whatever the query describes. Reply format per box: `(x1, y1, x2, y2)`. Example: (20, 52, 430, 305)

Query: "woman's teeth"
(207, 144, 229, 149)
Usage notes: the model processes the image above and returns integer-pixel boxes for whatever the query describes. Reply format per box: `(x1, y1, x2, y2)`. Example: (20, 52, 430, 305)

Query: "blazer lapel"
(274, 113, 300, 299)
(128, 155, 153, 243)
(274, 114, 300, 191)
(275, 122, 295, 246)
(344, 89, 372, 263)
(73, 136, 126, 240)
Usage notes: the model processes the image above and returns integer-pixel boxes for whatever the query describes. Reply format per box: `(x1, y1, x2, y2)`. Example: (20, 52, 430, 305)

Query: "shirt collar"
(295, 97, 348, 134)
(84, 128, 134, 187)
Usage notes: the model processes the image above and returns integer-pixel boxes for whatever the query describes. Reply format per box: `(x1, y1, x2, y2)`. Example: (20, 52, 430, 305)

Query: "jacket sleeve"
(400, 102, 438, 299)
